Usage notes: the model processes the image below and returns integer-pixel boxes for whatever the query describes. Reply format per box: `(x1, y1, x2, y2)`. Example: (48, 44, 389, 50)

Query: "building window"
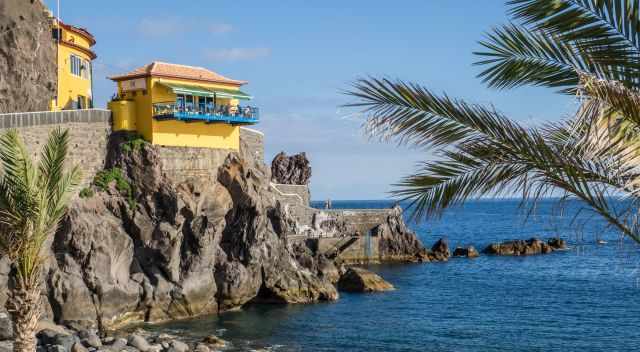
(70, 55, 82, 76)
(70, 54, 91, 79)
(185, 95, 194, 112)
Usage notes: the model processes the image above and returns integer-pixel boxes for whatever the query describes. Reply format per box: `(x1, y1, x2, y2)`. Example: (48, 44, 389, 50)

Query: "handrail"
(0, 108, 111, 117)
(153, 102, 259, 122)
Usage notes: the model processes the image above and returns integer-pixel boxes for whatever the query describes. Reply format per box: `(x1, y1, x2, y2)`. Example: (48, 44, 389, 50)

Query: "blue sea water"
(142, 199, 640, 351)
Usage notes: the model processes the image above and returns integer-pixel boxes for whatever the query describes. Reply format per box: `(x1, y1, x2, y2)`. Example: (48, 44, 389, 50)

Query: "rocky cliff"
(33, 133, 337, 331)
(0, 133, 427, 335)
(0, 0, 56, 113)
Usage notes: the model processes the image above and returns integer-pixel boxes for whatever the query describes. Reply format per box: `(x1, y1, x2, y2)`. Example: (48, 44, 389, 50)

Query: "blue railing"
(153, 103, 259, 125)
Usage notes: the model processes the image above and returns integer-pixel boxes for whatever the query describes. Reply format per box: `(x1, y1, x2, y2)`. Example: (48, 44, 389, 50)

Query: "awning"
(158, 82, 253, 100)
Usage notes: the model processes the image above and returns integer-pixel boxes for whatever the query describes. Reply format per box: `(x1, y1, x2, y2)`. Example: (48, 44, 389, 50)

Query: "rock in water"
(271, 152, 312, 185)
(547, 237, 566, 250)
(429, 238, 451, 261)
(0, 0, 57, 113)
(483, 237, 565, 256)
(453, 246, 480, 258)
(374, 205, 430, 262)
(337, 267, 395, 292)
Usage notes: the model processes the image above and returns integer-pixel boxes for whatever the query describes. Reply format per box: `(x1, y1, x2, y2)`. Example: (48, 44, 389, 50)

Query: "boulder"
(271, 152, 312, 185)
(202, 335, 226, 349)
(169, 340, 189, 352)
(452, 246, 480, 258)
(128, 334, 151, 352)
(483, 237, 566, 256)
(337, 267, 394, 293)
(194, 344, 210, 352)
(429, 238, 451, 261)
(78, 330, 101, 348)
(36, 330, 77, 351)
(71, 342, 88, 352)
(548, 237, 567, 250)
(0, 313, 12, 341)
(0, 341, 12, 352)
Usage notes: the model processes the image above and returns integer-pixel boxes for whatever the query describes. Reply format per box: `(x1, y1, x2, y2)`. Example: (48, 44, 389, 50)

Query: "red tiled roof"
(58, 20, 96, 46)
(108, 62, 247, 86)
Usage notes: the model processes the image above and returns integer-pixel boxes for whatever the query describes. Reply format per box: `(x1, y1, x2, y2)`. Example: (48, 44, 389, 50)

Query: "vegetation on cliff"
(348, 0, 640, 243)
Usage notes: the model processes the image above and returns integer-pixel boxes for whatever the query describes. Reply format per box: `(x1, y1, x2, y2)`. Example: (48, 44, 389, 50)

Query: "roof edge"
(109, 72, 248, 86)
(58, 20, 96, 46)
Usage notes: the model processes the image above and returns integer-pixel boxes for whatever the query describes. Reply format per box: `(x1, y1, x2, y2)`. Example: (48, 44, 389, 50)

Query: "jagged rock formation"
(0, 0, 56, 113)
(482, 238, 566, 256)
(0, 133, 427, 334)
(271, 152, 311, 185)
(374, 205, 430, 262)
(22, 133, 337, 331)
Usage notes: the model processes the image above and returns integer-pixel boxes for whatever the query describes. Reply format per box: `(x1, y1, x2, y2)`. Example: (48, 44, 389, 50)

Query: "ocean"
(141, 199, 640, 351)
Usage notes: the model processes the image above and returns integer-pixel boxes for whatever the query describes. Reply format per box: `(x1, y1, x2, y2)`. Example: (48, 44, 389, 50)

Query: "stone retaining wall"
(240, 127, 264, 164)
(157, 146, 234, 184)
(157, 127, 266, 184)
(0, 109, 112, 188)
(313, 236, 380, 263)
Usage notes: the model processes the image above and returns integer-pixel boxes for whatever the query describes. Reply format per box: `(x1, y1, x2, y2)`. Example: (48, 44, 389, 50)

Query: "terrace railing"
(153, 102, 260, 125)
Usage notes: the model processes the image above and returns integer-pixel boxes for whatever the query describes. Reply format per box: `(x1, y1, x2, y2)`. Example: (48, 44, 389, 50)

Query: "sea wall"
(240, 127, 264, 164)
(313, 236, 380, 262)
(0, 109, 112, 187)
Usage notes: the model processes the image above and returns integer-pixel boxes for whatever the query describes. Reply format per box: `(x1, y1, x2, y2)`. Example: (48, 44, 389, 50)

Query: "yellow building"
(52, 20, 97, 110)
(108, 62, 258, 150)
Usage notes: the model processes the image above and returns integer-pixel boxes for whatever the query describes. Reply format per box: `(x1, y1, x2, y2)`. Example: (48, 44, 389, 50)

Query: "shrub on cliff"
(0, 128, 80, 352)
(120, 134, 146, 154)
(93, 168, 136, 208)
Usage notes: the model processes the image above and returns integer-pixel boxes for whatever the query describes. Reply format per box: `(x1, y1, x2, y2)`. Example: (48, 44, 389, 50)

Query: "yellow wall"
(54, 25, 94, 110)
(112, 76, 244, 150)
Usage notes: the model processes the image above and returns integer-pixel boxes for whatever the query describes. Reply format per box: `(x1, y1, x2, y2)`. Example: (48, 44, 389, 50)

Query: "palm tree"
(0, 128, 80, 352)
(347, 0, 640, 243)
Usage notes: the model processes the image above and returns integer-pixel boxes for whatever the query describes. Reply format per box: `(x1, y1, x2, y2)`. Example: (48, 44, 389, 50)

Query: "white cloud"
(204, 48, 271, 62)
(137, 18, 186, 37)
(137, 18, 233, 38)
(209, 23, 233, 34)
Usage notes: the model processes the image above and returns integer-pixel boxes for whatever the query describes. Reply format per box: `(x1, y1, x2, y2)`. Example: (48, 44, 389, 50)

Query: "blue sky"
(44, 0, 576, 200)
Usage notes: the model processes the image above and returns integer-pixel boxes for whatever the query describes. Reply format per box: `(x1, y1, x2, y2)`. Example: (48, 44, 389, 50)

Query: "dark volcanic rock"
(337, 267, 394, 293)
(548, 237, 566, 250)
(0, 0, 56, 113)
(271, 152, 312, 185)
(374, 205, 429, 262)
(20, 132, 337, 330)
(0, 131, 423, 331)
(452, 246, 480, 258)
(483, 237, 565, 256)
(429, 238, 451, 261)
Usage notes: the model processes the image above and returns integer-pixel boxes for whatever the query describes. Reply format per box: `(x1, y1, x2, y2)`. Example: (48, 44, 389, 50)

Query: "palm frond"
(475, 24, 587, 90)
(348, 77, 640, 242)
(508, 0, 640, 51)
